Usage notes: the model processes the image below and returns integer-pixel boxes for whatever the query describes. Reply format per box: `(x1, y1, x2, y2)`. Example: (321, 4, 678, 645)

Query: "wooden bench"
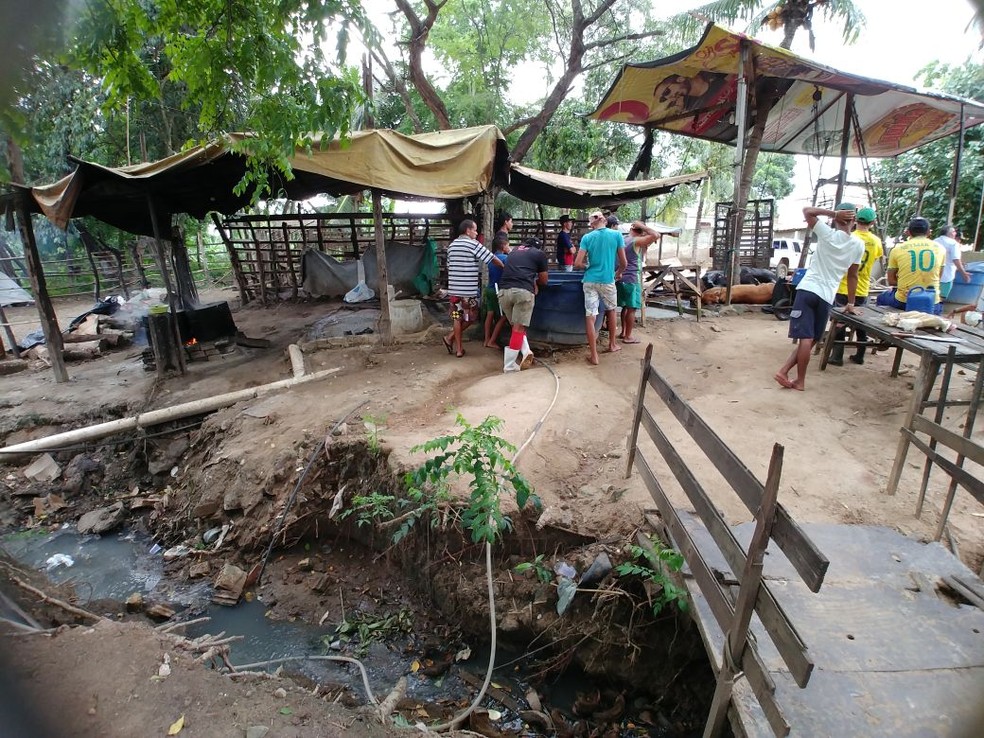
(625, 344, 829, 737)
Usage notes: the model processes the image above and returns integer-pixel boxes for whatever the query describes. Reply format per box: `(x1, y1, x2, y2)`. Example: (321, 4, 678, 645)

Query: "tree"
(375, 0, 666, 163)
(871, 60, 984, 245)
(751, 152, 795, 200)
(8, 0, 369, 195)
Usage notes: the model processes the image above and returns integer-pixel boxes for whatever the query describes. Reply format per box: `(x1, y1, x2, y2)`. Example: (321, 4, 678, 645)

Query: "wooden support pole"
(915, 347, 957, 517)
(725, 42, 750, 306)
(886, 355, 939, 495)
(146, 195, 186, 375)
(0, 305, 21, 359)
(704, 443, 784, 738)
(14, 192, 68, 382)
(833, 95, 854, 208)
(625, 343, 654, 478)
(373, 190, 393, 343)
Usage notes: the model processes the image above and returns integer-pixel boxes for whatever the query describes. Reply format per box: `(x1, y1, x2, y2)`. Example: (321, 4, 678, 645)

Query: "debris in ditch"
(44, 553, 74, 571)
(23, 453, 61, 482)
(202, 527, 223, 545)
(579, 551, 612, 588)
(163, 545, 193, 562)
(212, 563, 247, 606)
(554, 561, 577, 579)
(377, 675, 407, 724)
(188, 561, 210, 579)
(145, 604, 176, 621)
(77, 502, 125, 535)
(125, 593, 144, 612)
(556, 576, 577, 615)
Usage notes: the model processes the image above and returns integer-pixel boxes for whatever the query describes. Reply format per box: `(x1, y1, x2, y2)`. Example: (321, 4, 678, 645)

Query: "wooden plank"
(625, 343, 654, 478)
(646, 367, 829, 592)
(910, 415, 984, 466)
(635, 453, 734, 632)
(641, 407, 814, 686)
(903, 431, 984, 507)
(740, 647, 790, 737)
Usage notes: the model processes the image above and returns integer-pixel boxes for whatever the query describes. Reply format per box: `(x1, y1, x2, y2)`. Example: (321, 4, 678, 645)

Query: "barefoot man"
(575, 211, 628, 365)
(774, 204, 863, 391)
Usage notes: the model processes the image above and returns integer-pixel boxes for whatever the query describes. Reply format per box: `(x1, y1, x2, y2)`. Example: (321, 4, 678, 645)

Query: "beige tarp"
(589, 24, 984, 157)
(17, 124, 703, 236)
(508, 165, 705, 208)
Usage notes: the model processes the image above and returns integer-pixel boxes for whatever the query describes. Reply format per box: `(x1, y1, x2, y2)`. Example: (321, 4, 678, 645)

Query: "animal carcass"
(701, 283, 775, 305)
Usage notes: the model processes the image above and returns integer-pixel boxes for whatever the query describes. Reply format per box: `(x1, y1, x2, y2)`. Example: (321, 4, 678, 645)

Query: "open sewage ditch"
(0, 409, 717, 738)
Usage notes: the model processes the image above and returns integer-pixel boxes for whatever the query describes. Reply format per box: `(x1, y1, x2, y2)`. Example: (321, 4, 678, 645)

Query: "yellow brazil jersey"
(837, 230, 883, 298)
(888, 236, 945, 303)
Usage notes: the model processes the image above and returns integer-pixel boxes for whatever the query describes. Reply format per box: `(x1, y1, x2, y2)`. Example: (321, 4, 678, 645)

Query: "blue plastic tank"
(905, 286, 936, 314)
(946, 261, 984, 306)
(791, 268, 807, 286)
(521, 270, 604, 345)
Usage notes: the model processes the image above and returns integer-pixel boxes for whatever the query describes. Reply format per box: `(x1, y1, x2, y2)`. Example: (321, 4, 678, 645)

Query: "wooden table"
(818, 304, 984, 496)
(642, 263, 703, 321)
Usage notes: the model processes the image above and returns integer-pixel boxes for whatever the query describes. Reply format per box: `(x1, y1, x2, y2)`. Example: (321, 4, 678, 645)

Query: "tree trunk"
(395, 0, 451, 130)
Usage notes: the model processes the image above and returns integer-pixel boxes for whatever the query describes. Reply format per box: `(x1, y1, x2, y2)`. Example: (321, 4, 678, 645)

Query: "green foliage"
(325, 608, 414, 656)
(514, 554, 553, 584)
(405, 414, 540, 545)
(871, 60, 984, 243)
(362, 414, 386, 454)
(340, 491, 398, 528)
(615, 537, 689, 616)
(57, 0, 367, 196)
(751, 152, 795, 201)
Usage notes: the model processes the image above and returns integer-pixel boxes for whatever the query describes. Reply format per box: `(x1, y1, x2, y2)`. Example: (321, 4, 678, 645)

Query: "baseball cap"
(606, 215, 620, 228)
(908, 216, 930, 234)
(834, 202, 856, 211)
(856, 207, 876, 223)
(523, 237, 543, 249)
(559, 214, 573, 223)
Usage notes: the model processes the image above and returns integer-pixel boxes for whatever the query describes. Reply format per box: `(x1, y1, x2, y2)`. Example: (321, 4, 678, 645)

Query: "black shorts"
(788, 289, 830, 341)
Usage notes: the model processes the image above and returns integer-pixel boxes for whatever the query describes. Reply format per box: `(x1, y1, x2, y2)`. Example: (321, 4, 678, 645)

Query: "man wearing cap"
(556, 215, 576, 272)
(829, 206, 883, 366)
(935, 224, 970, 299)
(879, 217, 945, 313)
(498, 238, 549, 372)
(775, 204, 863, 391)
(575, 211, 628, 365)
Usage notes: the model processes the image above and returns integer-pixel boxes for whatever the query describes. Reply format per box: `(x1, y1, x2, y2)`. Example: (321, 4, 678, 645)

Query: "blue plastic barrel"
(791, 268, 807, 286)
(946, 262, 984, 305)
(905, 286, 936, 314)
(522, 271, 604, 345)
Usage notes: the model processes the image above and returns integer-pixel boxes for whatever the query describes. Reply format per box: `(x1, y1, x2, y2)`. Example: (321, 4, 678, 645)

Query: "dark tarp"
(589, 23, 984, 158)
(9, 126, 704, 237)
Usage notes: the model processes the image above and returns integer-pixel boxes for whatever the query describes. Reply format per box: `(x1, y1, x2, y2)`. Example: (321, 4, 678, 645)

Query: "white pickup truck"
(770, 239, 812, 277)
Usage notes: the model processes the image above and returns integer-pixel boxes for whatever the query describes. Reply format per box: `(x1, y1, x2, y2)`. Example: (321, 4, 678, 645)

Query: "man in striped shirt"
(444, 219, 503, 358)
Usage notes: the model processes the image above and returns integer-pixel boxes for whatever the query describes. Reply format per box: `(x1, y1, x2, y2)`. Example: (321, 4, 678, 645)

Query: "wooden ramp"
(679, 517, 984, 737)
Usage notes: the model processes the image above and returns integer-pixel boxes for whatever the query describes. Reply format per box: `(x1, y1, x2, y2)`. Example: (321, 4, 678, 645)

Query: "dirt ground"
(2, 287, 983, 736)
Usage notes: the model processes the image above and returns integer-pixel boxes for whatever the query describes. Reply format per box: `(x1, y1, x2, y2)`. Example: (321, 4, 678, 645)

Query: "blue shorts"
(788, 290, 830, 341)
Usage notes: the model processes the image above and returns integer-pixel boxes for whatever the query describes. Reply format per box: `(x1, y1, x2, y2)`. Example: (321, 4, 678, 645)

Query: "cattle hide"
(701, 282, 775, 305)
(702, 270, 728, 290)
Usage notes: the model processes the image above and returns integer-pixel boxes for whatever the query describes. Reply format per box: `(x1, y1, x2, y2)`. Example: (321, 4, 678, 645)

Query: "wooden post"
(947, 104, 966, 225)
(832, 95, 854, 208)
(169, 229, 200, 308)
(373, 190, 393, 343)
(14, 192, 68, 382)
(146, 195, 186, 375)
(704, 443, 783, 738)
(210, 214, 249, 305)
(625, 343, 654, 478)
(147, 310, 182, 376)
(886, 355, 939, 495)
(0, 304, 21, 359)
(725, 42, 750, 306)
(915, 347, 957, 517)
(933, 354, 984, 540)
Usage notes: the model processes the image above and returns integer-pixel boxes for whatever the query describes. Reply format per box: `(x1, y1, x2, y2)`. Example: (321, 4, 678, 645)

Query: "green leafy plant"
(616, 536, 689, 616)
(340, 491, 397, 528)
(362, 414, 386, 454)
(325, 609, 414, 657)
(404, 414, 540, 544)
(515, 554, 553, 584)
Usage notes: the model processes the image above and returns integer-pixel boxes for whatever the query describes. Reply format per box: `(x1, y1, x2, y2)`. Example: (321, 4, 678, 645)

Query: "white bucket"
(390, 299, 424, 334)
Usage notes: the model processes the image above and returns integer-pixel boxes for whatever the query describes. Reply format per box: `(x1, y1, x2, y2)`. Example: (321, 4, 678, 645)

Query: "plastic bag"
(344, 261, 375, 303)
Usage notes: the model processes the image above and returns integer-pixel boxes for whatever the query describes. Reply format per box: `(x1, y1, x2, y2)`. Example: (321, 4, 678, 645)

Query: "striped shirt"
(446, 236, 494, 298)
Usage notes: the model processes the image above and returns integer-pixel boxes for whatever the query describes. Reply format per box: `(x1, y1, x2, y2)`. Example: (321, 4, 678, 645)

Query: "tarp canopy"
(12, 125, 704, 236)
(589, 23, 984, 158)
(508, 165, 705, 209)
